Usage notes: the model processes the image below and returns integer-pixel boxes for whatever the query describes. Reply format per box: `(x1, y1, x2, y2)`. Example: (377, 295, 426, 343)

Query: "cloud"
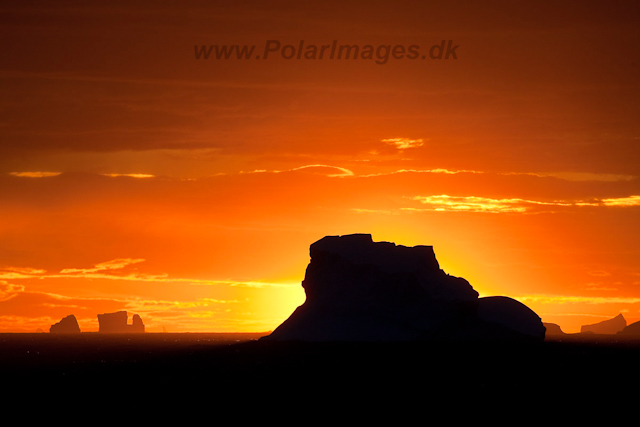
(102, 173, 155, 178)
(59, 258, 146, 274)
(0, 260, 289, 332)
(289, 164, 354, 177)
(0, 272, 41, 280)
(9, 172, 61, 178)
(525, 172, 637, 182)
(354, 169, 636, 183)
(381, 138, 425, 150)
(1, 267, 46, 275)
(0, 287, 245, 332)
(243, 164, 354, 177)
(0, 281, 25, 301)
(408, 195, 547, 213)
(601, 195, 640, 207)
(244, 165, 489, 179)
(359, 168, 484, 178)
(0, 266, 48, 281)
(2, 260, 296, 288)
(406, 194, 640, 213)
(125, 297, 240, 313)
(517, 295, 640, 305)
(581, 283, 619, 292)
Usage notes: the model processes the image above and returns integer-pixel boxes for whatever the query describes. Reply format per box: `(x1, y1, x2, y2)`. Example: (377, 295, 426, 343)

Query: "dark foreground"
(2, 333, 638, 412)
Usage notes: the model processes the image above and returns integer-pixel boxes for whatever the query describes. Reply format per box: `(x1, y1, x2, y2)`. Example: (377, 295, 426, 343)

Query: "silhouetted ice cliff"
(543, 322, 566, 335)
(581, 314, 626, 335)
(50, 315, 81, 334)
(264, 234, 545, 342)
(619, 319, 640, 336)
(98, 311, 145, 333)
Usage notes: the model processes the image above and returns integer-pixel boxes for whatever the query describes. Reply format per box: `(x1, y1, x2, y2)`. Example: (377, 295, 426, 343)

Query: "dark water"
(0, 332, 266, 381)
(2, 332, 638, 412)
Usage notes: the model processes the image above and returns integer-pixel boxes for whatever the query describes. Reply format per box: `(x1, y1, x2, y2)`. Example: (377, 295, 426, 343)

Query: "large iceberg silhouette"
(264, 234, 545, 342)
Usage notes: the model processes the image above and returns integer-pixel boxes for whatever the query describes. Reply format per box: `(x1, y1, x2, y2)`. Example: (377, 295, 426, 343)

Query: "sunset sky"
(1, 1, 639, 333)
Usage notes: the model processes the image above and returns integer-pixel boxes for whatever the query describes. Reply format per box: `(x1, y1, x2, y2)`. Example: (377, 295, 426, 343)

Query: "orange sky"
(1, 1, 639, 333)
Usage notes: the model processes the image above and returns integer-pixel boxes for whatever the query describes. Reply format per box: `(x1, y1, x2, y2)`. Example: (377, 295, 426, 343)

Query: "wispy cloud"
(9, 172, 157, 179)
(1, 259, 296, 288)
(102, 173, 155, 178)
(59, 258, 146, 274)
(125, 297, 240, 312)
(581, 283, 619, 292)
(516, 295, 640, 305)
(0, 272, 42, 280)
(289, 164, 354, 177)
(9, 172, 61, 178)
(356, 168, 636, 182)
(522, 172, 637, 182)
(406, 194, 640, 213)
(408, 195, 564, 213)
(243, 164, 354, 177)
(0, 258, 296, 331)
(245, 166, 484, 179)
(1, 267, 47, 275)
(381, 137, 425, 150)
(601, 195, 640, 207)
(0, 281, 25, 301)
(359, 168, 484, 178)
(10, 168, 633, 183)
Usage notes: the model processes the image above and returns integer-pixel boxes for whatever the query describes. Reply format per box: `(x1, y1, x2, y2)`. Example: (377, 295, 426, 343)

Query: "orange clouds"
(410, 195, 529, 213)
(0, 281, 25, 301)
(9, 172, 62, 178)
(102, 174, 155, 179)
(600, 195, 640, 207)
(60, 258, 146, 274)
(244, 164, 355, 177)
(0, 256, 304, 333)
(407, 194, 640, 213)
(1, 167, 637, 334)
(381, 137, 425, 150)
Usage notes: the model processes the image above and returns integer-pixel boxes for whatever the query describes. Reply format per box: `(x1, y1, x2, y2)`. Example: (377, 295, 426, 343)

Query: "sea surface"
(2, 332, 638, 413)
